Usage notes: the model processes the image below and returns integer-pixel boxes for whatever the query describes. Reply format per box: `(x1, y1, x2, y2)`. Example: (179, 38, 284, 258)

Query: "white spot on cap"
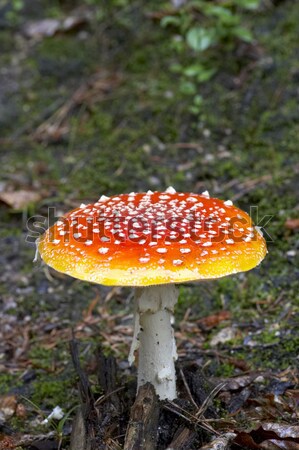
(157, 248, 167, 254)
(146, 190, 153, 195)
(224, 200, 233, 206)
(98, 247, 109, 254)
(101, 236, 110, 242)
(180, 248, 191, 254)
(165, 186, 176, 194)
(202, 241, 212, 247)
(80, 203, 87, 208)
(159, 195, 170, 200)
(99, 195, 109, 202)
(226, 239, 234, 244)
(173, 259, 183, 266)
(53, 239, 60, 245)
(201, 190, 210, 198)
(73, 233, 82, 239)
(139, 257, 150, 263)
(85, 240, 93, 246)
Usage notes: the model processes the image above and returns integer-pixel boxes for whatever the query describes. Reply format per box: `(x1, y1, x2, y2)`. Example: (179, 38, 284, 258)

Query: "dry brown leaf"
(0, 190, 41, 209)
(260, 423, 299, 439)
(197, 311, 231, 330)
(0, 394, 17, 420)
(285, 219, 299, 230)
(0, 435, 15, 450)
(223, 374, 258, 391)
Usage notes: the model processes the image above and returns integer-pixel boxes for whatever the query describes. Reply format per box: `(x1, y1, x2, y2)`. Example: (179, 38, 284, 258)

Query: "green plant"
(4, 0, 24, 25)
(160, 0, 260, 113)
(22, 396, 78, 449)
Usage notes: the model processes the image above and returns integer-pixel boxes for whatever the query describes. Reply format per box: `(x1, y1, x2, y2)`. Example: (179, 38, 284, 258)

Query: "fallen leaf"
(284, 219, 299, 230)
(200, 432, 236, 449)
(0, 190, 41, 209)
(16, 403, 27, 418)
(265, 379, 295, 396)
(234, 432, 261, 449)
(0, 394, 17, 420)
(260, 440, 299, 449)
(23, 19, 61, 38)
(226, 357, 250, 371)
(228, 387, 251, 414)
(210, 327, 237, 347)
(197, 311, 231, 331)
(222, 374, 258, 391)
(234, 422, 299, 450)
(22, 8, 91, 39)
(260, 423, 299, 439)
(0, 435, 15, 450)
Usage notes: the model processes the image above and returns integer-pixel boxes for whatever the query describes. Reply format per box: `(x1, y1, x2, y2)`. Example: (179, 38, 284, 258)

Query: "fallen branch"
(124, 383, 159, 450)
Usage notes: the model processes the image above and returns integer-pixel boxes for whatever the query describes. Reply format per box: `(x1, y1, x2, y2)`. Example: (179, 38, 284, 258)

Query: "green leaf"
(196, 67, 217, 82)
(160, 16, 181, 28)
(232, 26, 253, 42)
(186, 27, 215, 52)
(13, 0, 24, 11)
(183, 64, 205, 77)
(170, 63, 183, 73)
(204, 5, 233, 19)
(179, 81, 197, 95)
(237, 0, 260, 10)
(183, 64, 216, 82)
(193, 94, 203, 106)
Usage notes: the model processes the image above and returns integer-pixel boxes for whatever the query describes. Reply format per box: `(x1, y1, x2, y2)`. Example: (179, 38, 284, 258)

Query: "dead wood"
(69, 339, 95, 450)
(124, 383, 159, 450)
(166, 425, 197, 450)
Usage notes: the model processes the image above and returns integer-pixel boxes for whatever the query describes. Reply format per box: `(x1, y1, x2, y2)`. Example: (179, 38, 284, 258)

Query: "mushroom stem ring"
(129, 285, 179, 400)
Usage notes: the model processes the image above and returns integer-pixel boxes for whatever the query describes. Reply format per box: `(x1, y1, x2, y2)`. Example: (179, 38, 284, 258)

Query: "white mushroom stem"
(128, 284, 179, 400)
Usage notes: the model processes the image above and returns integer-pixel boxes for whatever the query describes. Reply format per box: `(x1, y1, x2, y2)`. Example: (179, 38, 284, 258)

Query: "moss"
(214, 362, 235, 378)
(30, 377, 76, 409)
(0, 373, 22, 395)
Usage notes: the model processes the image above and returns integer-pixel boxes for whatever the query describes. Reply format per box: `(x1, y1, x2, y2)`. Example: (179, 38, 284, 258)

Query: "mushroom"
(38, 187, 267, 400)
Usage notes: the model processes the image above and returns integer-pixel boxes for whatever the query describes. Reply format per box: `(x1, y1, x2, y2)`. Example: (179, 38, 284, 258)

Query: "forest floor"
(0, 0, 298, 449)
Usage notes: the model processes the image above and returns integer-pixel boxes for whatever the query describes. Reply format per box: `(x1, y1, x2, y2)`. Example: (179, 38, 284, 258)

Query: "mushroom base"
(129, 285, 179, 400)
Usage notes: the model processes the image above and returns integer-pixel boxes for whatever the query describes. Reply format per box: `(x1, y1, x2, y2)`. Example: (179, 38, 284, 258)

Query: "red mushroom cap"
(38, 189, 267, 286)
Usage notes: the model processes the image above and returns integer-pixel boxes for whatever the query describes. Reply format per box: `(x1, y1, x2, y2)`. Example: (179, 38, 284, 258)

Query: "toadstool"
(38, 187, 267, 400)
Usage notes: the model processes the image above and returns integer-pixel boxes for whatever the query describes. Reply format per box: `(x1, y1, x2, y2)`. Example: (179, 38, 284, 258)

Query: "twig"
(179, 367, 199, 409)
